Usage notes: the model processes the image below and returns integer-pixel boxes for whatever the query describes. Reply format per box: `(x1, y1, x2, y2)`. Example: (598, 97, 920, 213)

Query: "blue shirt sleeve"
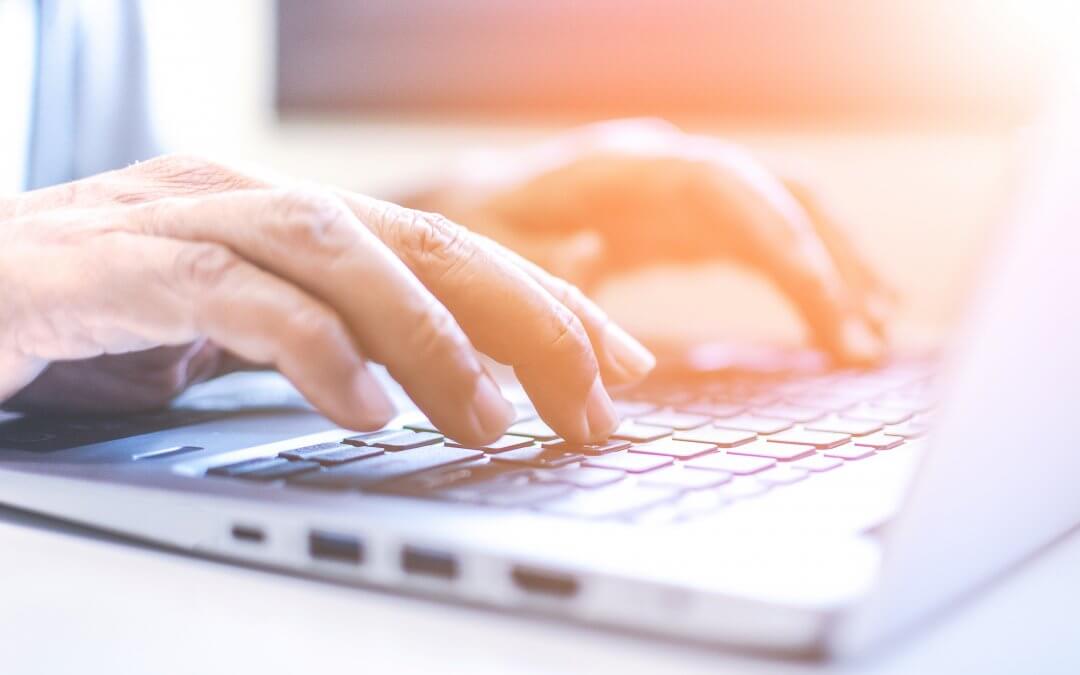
(27, 0, 161, 189)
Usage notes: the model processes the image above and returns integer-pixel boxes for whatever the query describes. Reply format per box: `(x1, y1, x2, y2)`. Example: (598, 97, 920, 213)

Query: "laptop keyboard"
(204, 362, 934, 525)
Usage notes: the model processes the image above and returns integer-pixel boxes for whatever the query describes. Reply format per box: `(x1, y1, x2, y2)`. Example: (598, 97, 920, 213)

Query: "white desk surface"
(0, 504, 1076, 675)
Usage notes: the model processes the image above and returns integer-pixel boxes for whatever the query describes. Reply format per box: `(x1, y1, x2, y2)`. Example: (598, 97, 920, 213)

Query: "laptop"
(0, 95, 1077, 659)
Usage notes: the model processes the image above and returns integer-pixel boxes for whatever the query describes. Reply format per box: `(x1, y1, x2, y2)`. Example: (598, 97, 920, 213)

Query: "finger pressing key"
(349, 195, 621, 443)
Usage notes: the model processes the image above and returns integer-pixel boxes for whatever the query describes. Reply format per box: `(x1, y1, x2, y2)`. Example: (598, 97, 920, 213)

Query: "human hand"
(0, 155, 656, 445)
(415, 119, 893, 365)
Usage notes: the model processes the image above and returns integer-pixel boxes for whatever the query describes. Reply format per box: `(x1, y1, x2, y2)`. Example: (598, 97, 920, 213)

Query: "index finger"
(348, 195, 622, 443)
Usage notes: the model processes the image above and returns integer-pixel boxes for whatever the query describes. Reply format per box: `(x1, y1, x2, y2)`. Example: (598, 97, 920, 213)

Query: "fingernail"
(584, 374, 620, 440)
(470, 374, 515, 439)
(603, 323, 656, 380)
(842, 319, 883, 364)
(353, 367, 397, 428)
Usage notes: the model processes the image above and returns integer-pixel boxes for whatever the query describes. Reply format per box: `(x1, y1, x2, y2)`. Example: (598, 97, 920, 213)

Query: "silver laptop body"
(0, 94, 1076, 658)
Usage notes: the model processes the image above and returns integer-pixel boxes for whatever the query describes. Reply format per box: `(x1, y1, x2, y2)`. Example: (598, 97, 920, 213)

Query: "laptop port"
(230, 524, 265, 544)
(401, 546, 458, 579)
(511, 566, 580, 598)
(308, 530, 364, 565)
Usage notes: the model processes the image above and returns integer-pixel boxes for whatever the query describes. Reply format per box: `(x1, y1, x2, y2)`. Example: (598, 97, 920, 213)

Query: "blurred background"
(140, 0, 1077, 353)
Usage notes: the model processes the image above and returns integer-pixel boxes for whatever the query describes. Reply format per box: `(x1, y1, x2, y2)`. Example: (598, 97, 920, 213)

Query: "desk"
(0, 505, 1076, 674)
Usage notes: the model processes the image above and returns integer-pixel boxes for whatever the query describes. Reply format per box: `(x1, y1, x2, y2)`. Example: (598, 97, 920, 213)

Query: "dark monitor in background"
(276, 0, 1048, 127)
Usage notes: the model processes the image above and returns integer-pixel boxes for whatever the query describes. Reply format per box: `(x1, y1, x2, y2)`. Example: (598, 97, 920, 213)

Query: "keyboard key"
(534, 466, 626, 488)
(675, 401, 745, 418)
(754, 405, 825, 423)
(792, 455, 843, 472)
(635, 411, 711, 430)
(308, 446, 386, 465)
(613, 400, 658, 417)
(235, 459, 321, 481)
(638, 466, 732, 490)
(398, 461, 530, 497)
(512, 402, 538, 422)
(756, 466, 809, 486)
(540, 439, 632, 455)
(727, 439, 816, 461)
(583, 452, 673, 473)
(538, 483, 679, 518)
(342, 429, 406, 446)
(766, 430, 851, 449)
(673, 427, 756, 447)
(483, 482, 573, 507)
(823, 444, 876, 460)
(685, 453, 776, 475)
(629, 438, 716, 459)
(611, 420, 672, 443)
(207, 456, 279, 477)
(805, 416, 883, 437)
(852, 432, 905, 450)
(445, 435, 535, 453)
(714, 415, 793, 435)
(491, 446, 584, 468)
(288, 445, 484, 490)
(280, 442, 357, 461)
(505, 419, 560, 440)
(371, 431, 444, 451)
(883, 422, 930, 439)
(843, 405, 912, 425)
(402, 419, 440, 433)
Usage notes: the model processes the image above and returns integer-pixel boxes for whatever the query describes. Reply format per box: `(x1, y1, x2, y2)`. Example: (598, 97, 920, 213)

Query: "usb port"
(231, 524, 265, 544)
(401, 546, 458, 579)
(511, 565, 579, 598)
(309, 530, 364, 565)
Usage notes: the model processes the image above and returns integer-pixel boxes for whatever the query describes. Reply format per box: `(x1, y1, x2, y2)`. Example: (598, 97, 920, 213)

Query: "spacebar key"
(288, 445, 484, 490)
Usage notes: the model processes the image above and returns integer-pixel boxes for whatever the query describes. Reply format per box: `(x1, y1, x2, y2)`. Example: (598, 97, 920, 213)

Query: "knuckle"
(268, 188, 356, 254)
(128, 154, 256, 199)
(174, 242, 242, 289)
(45, 178, 88, 209)
(405, 211, 477, 281)
(285, 303, 344, 349)
(544, 303, 590, 356)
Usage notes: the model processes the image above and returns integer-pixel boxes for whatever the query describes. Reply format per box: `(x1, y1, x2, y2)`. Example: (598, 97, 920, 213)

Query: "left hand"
(411, 119, 892, 365)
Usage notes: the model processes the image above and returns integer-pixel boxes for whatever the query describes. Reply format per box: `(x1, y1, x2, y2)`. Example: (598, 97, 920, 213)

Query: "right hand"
(0, 155, 657, 446)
